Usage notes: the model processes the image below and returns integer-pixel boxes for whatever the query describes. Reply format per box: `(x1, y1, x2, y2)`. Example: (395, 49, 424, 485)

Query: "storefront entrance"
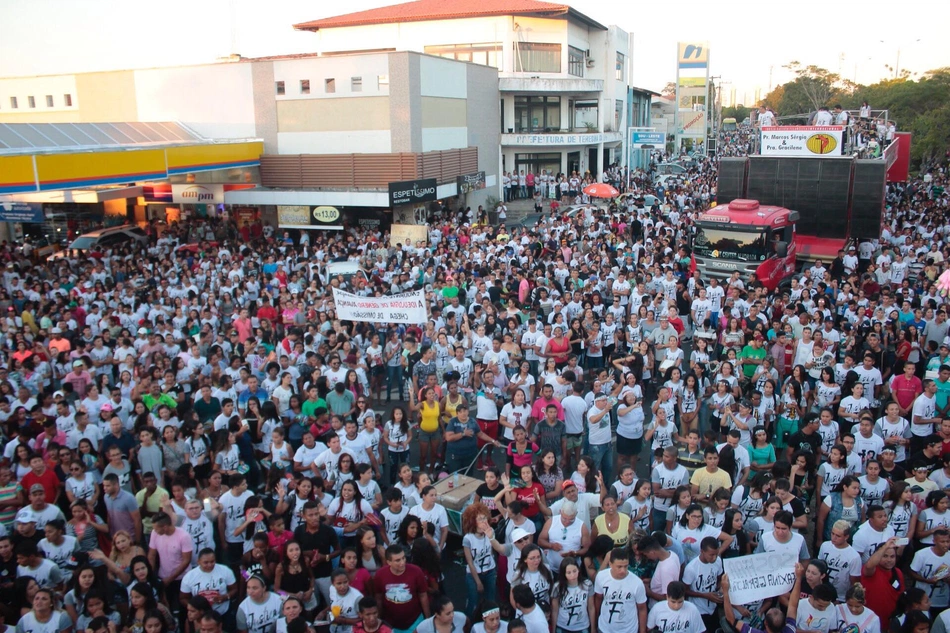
(514, 153, 562, 178)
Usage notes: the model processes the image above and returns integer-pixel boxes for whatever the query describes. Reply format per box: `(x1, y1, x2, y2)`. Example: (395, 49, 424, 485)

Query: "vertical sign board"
(675, 42, 710, 147)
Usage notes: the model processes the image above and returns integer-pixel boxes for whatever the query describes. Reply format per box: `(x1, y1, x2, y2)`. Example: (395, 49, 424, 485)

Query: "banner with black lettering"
(331, 288, 428, 325)
(722, 551, 798, 604)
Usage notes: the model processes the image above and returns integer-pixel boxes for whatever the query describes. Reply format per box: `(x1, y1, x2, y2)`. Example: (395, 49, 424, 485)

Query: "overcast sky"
(2, 0, 948, 105)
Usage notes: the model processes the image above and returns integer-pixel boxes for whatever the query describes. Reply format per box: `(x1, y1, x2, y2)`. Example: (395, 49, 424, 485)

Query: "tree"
(722, 105, 751, 123)
(783, 62, 843, 112)
(661, 82, 676, 98)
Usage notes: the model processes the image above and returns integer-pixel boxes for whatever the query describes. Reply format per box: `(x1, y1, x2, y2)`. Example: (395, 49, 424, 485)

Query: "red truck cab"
(693, 199, 801, 291)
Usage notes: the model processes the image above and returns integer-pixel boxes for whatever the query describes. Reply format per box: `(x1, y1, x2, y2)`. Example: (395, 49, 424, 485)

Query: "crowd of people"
(0, 131, 948, 633)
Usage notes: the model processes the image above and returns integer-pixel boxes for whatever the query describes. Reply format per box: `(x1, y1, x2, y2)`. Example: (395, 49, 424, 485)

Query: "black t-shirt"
(475, 482, 503, 519)
(783, 496, 808, 522)
(787, 431, 820, 455)
(293, 523, 339, 579)
(880, 463, 907, 482)
(909, 452, 940, 475)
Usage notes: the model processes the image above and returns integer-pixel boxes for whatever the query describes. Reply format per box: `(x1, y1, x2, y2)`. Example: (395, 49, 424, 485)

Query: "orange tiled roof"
(294, 0, 604, 31)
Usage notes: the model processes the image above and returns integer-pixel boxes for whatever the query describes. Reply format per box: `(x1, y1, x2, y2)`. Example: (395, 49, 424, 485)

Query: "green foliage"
(722, 105, 751, 123)
(761, 65, 950, 168)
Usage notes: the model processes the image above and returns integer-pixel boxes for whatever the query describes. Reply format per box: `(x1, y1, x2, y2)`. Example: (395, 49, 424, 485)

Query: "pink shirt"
(149, 526, 194, 580)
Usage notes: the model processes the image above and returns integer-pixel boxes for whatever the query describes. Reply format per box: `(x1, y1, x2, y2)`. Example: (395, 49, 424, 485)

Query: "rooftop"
(0, 121, 204, 156)
(294, 0, 607, 32)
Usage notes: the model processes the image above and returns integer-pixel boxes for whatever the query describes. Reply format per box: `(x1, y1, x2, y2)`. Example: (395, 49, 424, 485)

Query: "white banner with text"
(760, 126, 844, 156)
(332, 288, 428, 325)
(722, 551, 797, 605)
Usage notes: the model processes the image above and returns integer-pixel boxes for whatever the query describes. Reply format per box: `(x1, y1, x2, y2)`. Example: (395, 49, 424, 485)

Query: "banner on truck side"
(761, 126, 844, 157)
(332, 288, 428, 325)
(722, 551, 797, 605)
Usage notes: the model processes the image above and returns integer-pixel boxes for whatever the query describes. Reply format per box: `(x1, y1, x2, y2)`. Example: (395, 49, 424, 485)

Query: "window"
(9, 97, 17, 109)
(514, 96, 561, 133)
(275, 81, 285, 95)
(424, 43, 502, 68)
(568, 47, 585, 77)
(325, 78, 335, 93)
(573, 100, 598, 130)
(45, 95, 54, 107)
(27, 96, 35, 108)
(615, 52, 625, 81)
(614, 100, 623, 131)
(514, 42, 561, 73)
(300, 80, 310, 94)
(351, 77, 362, 92)
(377, 75, 389, 88)
(64, 94, 72, 107)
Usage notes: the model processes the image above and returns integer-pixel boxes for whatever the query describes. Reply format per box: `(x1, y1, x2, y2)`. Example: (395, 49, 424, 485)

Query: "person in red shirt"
(257, 300, 278, 325)
(504, 464, 549, 530)
(373, 544, 431, 631)
(889, 361, 923, 419)
(353, 597, 392, 633)
(860, 536, 903, 630)
(20, 454, 60, 504)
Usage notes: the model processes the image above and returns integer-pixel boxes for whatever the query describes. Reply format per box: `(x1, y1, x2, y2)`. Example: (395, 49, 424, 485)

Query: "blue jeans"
(588, 441, 612, 488)
(386, 365, 403, 399)
(466, 568, 497, 614)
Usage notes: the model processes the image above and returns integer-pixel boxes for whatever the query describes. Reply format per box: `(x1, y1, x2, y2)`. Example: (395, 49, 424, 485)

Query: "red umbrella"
(583, 183, 619, 198)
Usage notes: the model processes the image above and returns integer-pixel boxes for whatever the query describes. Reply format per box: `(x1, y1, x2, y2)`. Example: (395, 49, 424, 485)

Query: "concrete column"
(560, 97, 570, 132)
(598, 142, 604, 177)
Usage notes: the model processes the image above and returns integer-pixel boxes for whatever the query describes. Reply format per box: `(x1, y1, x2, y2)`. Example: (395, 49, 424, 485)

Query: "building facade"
(295, 0, 632, 182)
(0, 50, 500, 227)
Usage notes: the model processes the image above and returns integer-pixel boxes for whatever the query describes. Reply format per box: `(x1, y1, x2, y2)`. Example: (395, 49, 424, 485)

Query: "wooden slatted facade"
(260, 147, 478, 188)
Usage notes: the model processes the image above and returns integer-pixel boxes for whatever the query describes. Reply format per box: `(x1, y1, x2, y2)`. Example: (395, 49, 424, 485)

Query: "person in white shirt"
(647, 581, 705, 633)
(817, 519, 862, 598)
(594, 548, 647, 633)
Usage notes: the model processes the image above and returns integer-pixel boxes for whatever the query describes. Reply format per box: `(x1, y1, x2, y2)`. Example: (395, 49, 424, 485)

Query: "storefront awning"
(0, 122, 262, 195)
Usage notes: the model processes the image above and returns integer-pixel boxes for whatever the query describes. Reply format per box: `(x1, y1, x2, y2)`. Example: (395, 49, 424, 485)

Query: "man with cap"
(15, 486, 64, 529)
(61, 360, 93, 399)
(550, 479, 603, 529)
(48, 327, 71, 355)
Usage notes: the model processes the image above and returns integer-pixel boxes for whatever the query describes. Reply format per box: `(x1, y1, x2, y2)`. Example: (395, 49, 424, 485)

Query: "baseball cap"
(15, 513, 36, 525)
(72, 360, 84, 368)
(562, 480, 577, 491)
(137, 327, 148, 335)
(510, 528, 532, 543)
(50, 327, 62, 334)
(101, 403, 113, 412)
(29, 484, 45, 495)
(753, 332, 764, 341)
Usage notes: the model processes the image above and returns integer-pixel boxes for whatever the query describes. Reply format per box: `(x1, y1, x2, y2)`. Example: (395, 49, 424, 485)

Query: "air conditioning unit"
(586, 59, 595, 68)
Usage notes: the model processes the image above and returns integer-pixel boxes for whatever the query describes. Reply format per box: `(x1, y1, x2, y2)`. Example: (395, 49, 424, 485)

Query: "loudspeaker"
(851, 160, 886, 239)
(717, 158, 748, 205)
(747, 157, 852, 239)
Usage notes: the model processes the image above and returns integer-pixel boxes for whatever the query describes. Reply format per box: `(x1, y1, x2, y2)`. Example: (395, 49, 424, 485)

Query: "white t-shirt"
(219, 489, 253, 544)
(912, 394, 937, 436)
(911, 546, 950, 607)
(594, 569, 647, 633)
(180, 563, 237, 614)
(647, 600, 705, 633)
(409, 503, 450, 543)
(796, 598, 841, 633)
(500, 403, 532, 440)
(237, 593, 283, 633)
(817, 541, 862, 598)
(681, 556, 723, 615)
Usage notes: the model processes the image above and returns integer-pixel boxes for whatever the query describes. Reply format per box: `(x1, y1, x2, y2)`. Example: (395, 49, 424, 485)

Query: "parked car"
(47, 224, 148, 261)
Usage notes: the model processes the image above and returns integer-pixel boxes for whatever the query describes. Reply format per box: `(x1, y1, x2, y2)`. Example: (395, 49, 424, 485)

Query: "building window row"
(424, 43, 502, 68)
(276, 76, 373, 96)
(4, 93, 72, 109)
(514, 95, 560, 133)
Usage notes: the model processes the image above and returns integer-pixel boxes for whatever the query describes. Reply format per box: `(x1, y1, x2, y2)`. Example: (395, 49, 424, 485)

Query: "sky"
(2, 0, 949, 105)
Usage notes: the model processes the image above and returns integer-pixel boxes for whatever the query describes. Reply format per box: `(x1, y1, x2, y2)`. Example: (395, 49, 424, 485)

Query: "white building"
(295, 0, 632, 180)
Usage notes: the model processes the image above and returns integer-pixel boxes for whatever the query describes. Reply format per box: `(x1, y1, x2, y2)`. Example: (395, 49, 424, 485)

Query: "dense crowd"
(0, 134, 949, 633)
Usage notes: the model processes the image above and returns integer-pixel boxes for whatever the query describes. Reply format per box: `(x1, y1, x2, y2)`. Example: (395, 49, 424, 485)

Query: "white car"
(47, 225, 148, 261)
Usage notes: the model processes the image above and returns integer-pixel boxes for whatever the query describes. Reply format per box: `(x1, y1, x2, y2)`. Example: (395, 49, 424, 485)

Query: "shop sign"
(0, 202, 43, 223)
(171, 184, 225, 204)
(457, 172, 486, 195)
(508, 133, 610, 146)
(277, 205, 343, 230)
(389, 179, 437, 206)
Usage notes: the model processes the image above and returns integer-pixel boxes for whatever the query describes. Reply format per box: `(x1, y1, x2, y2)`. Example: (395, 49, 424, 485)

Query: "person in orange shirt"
(47, 327, 71, 355)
